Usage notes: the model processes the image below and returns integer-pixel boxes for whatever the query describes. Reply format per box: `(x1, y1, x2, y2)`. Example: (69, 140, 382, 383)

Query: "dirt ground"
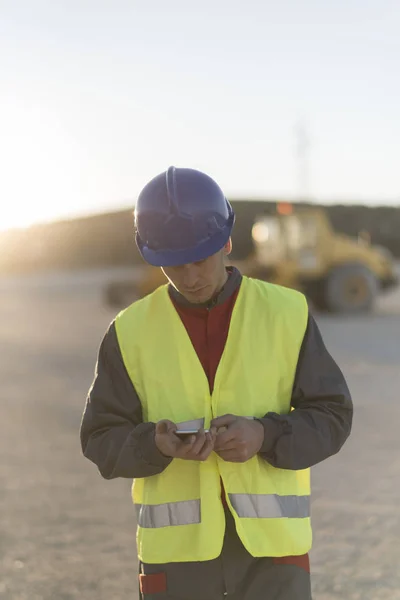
(1, 271, 400, 600)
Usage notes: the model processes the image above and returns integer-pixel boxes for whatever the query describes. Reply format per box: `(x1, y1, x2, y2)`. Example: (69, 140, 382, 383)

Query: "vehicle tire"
(324, 264, 378, 314)
(304, 281, 328, 312)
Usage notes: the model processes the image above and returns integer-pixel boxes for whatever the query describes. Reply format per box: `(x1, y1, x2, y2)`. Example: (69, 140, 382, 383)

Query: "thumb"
(155, 419, 176, 435)
(211, 414, 237, 429)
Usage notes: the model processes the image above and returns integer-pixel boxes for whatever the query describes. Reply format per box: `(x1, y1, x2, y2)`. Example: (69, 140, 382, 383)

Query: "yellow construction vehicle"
(104, 204, 398, 313)
(237, 204, 398, 312)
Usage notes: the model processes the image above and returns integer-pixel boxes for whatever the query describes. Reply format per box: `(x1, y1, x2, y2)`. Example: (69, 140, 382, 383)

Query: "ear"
(223, 238, 232, 256)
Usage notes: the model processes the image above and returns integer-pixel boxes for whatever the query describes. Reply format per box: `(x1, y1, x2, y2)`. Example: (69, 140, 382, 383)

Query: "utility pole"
(294, 119, 311, 202)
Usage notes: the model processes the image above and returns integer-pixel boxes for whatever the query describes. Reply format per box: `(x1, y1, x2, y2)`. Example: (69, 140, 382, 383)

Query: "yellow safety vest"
(115, 276, 311, 564)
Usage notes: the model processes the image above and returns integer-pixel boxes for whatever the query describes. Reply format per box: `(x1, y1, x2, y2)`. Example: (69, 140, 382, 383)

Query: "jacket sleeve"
(80, 322, 172, 479)
(256, 312, 353, 470)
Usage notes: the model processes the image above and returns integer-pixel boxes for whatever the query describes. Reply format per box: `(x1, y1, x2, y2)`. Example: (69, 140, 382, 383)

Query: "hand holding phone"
(155, 421, 215, 461)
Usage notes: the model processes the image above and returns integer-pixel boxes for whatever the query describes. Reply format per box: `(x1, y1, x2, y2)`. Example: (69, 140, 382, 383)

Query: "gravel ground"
(1, 273, 400, 599)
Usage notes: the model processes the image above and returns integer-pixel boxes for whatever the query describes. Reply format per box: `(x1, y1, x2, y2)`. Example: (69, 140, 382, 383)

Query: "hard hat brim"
(136, 215, 234, 267)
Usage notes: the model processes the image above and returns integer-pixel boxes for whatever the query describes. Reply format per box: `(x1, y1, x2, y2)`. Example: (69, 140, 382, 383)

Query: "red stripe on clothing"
(273, 554, 310, 573)
(139, 572, 167, 594)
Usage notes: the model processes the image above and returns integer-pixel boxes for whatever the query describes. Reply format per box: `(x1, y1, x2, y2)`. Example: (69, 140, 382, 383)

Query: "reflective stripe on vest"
(136, 494, 310, 529)
(229, 493, 310, 519)
(135, 500, 201, 528)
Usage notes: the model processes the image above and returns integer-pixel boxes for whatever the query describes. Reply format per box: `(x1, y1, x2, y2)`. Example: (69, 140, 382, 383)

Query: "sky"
(1, 0, 400, 230)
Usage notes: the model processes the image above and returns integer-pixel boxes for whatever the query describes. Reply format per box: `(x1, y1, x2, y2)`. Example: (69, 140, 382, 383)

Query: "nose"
(181, 264, 200, 289)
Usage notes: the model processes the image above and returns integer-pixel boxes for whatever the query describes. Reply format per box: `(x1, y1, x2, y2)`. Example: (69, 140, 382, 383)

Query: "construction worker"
(80, 167, 353, 600)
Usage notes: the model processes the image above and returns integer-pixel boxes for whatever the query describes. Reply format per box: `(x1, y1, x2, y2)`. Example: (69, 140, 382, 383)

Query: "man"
(80, 166, 353, 600)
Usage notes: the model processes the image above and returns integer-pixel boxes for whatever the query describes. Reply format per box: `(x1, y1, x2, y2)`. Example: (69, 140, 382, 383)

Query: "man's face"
(162, 240, 232, 304)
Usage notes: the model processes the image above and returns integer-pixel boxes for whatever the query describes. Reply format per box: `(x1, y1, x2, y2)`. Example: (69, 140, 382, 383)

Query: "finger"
(214, 428, 238, 448)
(176, 442, 199, 459)
(183, 432, 213, 461)
(211, 414, 237, 429)
(196, 432, 215, 461)
(190, 429, 207, 455)
(173, 439, 194, 459)
(209, 428, 218, 446)
(156, 419, 177, 435)
(178, 435, 197, 452)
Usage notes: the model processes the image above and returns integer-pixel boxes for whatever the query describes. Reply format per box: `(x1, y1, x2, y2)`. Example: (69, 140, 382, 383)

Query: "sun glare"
(0, 197, 62, 232)
(0, 99, 86, 233)
(0, 209, 43, 232)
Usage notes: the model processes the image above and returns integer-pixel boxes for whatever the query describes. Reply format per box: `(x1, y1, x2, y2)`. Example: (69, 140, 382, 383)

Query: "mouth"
(184, 286, 207, 294)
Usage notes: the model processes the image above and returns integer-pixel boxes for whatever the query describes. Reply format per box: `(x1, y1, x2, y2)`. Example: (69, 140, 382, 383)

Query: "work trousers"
(139, 508, 312, 600)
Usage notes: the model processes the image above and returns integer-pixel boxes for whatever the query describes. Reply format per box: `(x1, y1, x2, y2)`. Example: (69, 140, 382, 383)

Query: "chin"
(184, 289, 213, 304)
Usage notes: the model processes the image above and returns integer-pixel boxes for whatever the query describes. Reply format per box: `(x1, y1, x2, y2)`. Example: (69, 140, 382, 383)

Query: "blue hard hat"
(135, 166, 235, 267)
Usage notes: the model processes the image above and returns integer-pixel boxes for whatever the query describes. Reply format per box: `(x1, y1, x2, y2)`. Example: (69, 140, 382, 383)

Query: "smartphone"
(175, 429, 209, 437)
